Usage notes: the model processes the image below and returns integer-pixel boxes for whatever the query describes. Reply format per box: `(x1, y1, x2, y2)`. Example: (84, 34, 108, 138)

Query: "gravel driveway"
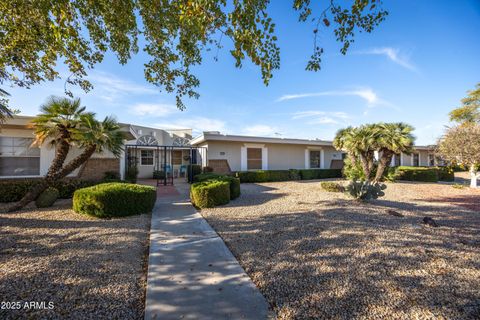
(200, 180, 480, 319)
(0, 200, 150, 320)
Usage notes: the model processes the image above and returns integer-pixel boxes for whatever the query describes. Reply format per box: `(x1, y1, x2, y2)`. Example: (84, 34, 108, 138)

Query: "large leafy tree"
(0, 0, 388, 109)
(449, 83, 480, 124)
(7, 97, 124, 212)
(0, 88, 13, 124)
(438, 123, 480, 188)
(373, 122, 414, 182)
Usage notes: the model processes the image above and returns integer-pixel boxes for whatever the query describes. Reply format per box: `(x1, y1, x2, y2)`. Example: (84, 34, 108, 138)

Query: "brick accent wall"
(78, 158, 120, 180)
(208, 159, 231, 174)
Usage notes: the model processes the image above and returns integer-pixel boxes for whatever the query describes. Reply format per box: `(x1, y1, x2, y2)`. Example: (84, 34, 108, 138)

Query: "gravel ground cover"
(200, 180, 480, 319)
(0, 200, 150, 320)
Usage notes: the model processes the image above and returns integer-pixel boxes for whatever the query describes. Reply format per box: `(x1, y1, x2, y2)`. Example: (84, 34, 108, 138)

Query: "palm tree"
(8, 97, 124, 212)
(31, 96, 88, 179)
(373, 122, 415, 182)
(53, 114, 124, 180)
(333, 127, 357, 165)
(333, 125, 378, 180)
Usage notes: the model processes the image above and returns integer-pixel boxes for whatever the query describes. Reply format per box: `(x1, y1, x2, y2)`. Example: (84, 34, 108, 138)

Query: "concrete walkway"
(144, 183, 271, 320)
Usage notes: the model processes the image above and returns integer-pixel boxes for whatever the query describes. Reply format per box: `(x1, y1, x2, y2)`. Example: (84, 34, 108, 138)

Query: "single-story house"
(0, 116, 441, 181)
(0, 116, 196, 180)
(190, 131, 440, 173)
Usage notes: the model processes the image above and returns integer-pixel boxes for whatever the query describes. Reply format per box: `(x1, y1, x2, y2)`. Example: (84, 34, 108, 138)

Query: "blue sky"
(8, 0, 480, 145)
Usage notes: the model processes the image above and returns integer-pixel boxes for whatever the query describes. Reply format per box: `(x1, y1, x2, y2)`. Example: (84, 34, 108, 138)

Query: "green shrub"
(35, 187, 59, 208)
(0, 179, 39, 202)
(299, 169, 343, 180)
(153, 170, 165, 179)
(194, 173, 223, 182)
(346, 181, 387, 201)
(392, 166, 438, 182)
(235, 170, 295, 183)
(125, 165, 138, 183)
(187, 164, 202, 182)
(436, 166, 455, 182)
(288, 169, 301, 180)
(220, 176, 241, 199)
(104, 171, 120, 180)
(0, 179, 99, 203)
(320, 181, 344, 192)
(190, 180, 230, 208)
(194, 173, 240, 200)
(73, 183, 156, 218)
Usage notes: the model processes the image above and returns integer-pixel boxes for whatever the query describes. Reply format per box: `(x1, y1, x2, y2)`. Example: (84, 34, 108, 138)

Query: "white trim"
(240, 147, 247, 171)
(0, 175, 42, 179)
(418, 152, 421, 167)
(243, 143, 265, 148)
(400, 153, 403, 166)
(304, 149, 309, 169)
(320, 149, 325, 169)
(262, 147, 268, 170)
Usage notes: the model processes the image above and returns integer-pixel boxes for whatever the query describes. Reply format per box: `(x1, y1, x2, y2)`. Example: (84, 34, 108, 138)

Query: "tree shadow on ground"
(0, 205, 150, 320)
(204, 196, 480, 319)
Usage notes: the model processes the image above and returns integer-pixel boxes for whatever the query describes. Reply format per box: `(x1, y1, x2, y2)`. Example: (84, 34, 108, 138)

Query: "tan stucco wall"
(204, 141, 342, 171)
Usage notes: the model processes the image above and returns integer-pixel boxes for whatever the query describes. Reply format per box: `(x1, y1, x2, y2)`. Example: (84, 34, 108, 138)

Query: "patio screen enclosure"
(125, 145, 206, 185)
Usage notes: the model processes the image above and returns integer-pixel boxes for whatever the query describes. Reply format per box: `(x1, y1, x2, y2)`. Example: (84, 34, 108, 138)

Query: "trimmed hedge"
(194, 173, 240, 200)
(299, 169, 343, 180)
(190, 180, 230, 208)
(235, 169, 342, 183)
(389, 166, 455, 183)
(73, 183, 156, 218)
(392, 166, 438, 182)
(0, 179, 102, 203)
(235, 169, 298, 183)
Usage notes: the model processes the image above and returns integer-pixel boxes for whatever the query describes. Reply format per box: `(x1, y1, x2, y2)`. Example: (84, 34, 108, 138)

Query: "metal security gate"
(124, 145, 206, 186)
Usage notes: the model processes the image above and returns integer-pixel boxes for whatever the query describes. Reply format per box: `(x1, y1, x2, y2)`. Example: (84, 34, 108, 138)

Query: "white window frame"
(0, 136, 41, 177)
(241, 143, 268, 171)
(140, 149, 154, 166)
(305, 147, 324, 169)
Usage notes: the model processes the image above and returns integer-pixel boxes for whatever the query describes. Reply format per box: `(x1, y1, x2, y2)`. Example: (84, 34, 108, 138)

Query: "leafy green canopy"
(0, 0, 387, 110)
(449, 83, 480, 124)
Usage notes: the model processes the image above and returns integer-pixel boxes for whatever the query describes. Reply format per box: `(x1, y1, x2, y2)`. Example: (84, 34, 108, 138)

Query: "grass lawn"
(200, 180, 480, 319)
(0, 200, 150, 320)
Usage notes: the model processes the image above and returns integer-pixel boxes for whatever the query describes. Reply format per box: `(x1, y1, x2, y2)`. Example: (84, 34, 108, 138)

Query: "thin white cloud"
(242, 125, 279, 137)
(155, 117, 226, 135)
(358, 47, 417, 71)
(129, 103, 177, 117)
(292, 111, 349, 125)
(277, 88, 388, 107)
(88, 71, 158, 102)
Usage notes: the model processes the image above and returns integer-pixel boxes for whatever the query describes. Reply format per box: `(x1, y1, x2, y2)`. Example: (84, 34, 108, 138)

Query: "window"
(428, 154, 435, 166)
(394, 153, 401, 166)
(247, 148, 262, 170)
(309, 150, 321, 168)
(140, 150, 154, 165)
(0, 137, 40, 176)
(172, 150, 182, 165)
(413, 153, 419, 167)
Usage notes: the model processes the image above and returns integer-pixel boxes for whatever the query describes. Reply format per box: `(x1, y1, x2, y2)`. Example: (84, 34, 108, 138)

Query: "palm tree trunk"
(6, 144, 97, 212)
(46, 139, 70, 178)
(374, 149, 393, 182)
(359, 153, 371, 180)
(54, 145, 97, 180)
